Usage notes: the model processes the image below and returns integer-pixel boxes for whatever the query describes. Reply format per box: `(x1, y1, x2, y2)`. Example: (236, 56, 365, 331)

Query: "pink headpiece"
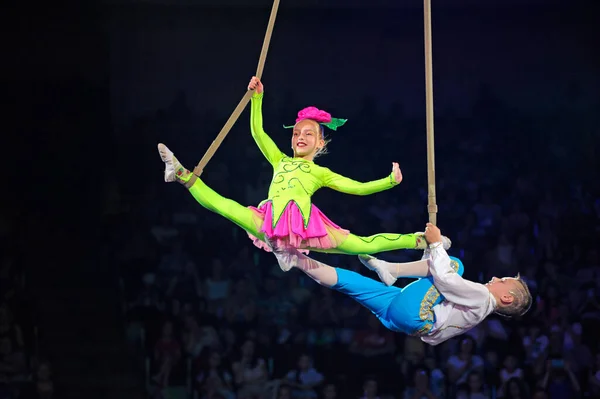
(284, 106, 347, 131)
(296, 107, 332, 124)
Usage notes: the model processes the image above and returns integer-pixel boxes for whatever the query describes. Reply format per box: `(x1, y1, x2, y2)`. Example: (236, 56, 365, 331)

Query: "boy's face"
(486, 277, 520, 305)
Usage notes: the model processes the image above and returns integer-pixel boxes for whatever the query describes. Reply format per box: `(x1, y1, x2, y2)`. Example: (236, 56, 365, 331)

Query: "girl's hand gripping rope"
(248, 76, 264, 94)
(392, 162, 403, 184)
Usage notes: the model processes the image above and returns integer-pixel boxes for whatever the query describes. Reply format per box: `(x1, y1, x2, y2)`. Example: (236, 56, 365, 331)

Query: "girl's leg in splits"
(312, 232, 427, 256)
(187, 178, 264, 236)
(158, 144, 264, 237)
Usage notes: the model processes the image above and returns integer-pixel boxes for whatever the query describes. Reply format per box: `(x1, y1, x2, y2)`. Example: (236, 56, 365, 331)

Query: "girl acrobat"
(157, 77, 448, 263)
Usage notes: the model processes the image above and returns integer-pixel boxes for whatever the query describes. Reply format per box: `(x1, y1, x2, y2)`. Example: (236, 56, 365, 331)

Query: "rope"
(193, 0, 281, 177)
(423, 0, 438, 224)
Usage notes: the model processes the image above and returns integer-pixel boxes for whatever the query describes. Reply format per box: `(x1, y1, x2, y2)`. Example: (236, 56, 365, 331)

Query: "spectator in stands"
(403, 366, 439, 399)
(587, 352, 600, 398)
(0, 336, 26, 385)
(447, 337, 485, 387)
(498, 355, 524, 397)
(158, 242, 193, 291)
(18, 360, 55, 399)
(359, 377, 379, 399)
(538, 360, 581, 399)
(472, 190, 502, 233)
(196, 351, 235, 399)
(232, 339, 268, 399)
(502, 377, 529, 399)
(151, 212, 180, 246)
(349, 315, 396, 377)
(456, 371, 490, 399)
(276, 385, 292, 399)
(531, 389, 549, 399)
(522, 324, 549, 367)
(423, 357, 446, 398)
(152, 321, 181, 388)
(578, 285, 600, 349)
(258, 276, 294, 328)
(224, 279, 259, 337)
(308, 287, 340, 327)
(321, 383, 338, 399)
(563, 323, 593, 375)
(283, 353, 324, 398)
(165, 259, 202, 303)
(0, 260, 19, 307)
(0, 305, 24, 359)
(127, 272, 163, 331)
(204, 259, 231, 313)
(182, 315, 219, 360)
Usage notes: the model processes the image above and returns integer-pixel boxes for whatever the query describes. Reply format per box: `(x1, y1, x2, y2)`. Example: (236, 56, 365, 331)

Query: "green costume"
(182, 92, 423, 254)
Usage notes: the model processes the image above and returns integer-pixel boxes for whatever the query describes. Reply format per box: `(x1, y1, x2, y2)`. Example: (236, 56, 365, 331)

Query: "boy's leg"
(357, 237, 453, 286)
(386, 257, 464, 335)
(333, 268, 402, 330)
(274, 250, 402, 331)
(158, 144, 264, 237)
(359, 258, 430, 287)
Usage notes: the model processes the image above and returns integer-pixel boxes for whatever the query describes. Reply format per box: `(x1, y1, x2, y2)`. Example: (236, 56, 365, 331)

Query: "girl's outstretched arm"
(250, 88, 284, 167)
(322, 166, 399, 196)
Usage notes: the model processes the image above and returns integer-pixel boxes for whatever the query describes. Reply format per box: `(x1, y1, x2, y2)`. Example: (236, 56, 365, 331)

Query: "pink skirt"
(247, 201, 350, 254)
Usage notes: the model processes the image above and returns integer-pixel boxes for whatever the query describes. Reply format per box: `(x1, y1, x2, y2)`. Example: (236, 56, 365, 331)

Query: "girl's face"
(292, 120, 324, 160)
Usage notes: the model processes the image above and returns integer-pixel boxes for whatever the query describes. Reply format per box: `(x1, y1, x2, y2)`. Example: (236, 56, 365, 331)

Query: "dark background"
(2, 0, 599, 398)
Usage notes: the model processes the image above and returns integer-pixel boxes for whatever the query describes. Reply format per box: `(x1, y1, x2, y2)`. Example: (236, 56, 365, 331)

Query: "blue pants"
(332, 257, 464, 336)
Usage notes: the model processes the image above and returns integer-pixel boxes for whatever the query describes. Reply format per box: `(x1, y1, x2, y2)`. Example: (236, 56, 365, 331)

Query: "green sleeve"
(250, 92, 284, 166)
(322, 168, 398, 196)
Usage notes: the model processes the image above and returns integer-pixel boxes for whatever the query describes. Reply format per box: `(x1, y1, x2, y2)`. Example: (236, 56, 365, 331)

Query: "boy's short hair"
(495, 274, 532, 317)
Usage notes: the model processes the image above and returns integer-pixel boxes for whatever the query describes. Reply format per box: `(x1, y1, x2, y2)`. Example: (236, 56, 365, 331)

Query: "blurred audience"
(112, 77, 600, 398)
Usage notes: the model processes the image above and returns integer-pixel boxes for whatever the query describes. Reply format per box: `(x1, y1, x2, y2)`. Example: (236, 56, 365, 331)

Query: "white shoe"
(441, 235, 452, 250)
(157, 143, 181, 183)
(358, 255, 397, 287)
(275, 250, 298, 272)
(264, 237, 296, 272)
